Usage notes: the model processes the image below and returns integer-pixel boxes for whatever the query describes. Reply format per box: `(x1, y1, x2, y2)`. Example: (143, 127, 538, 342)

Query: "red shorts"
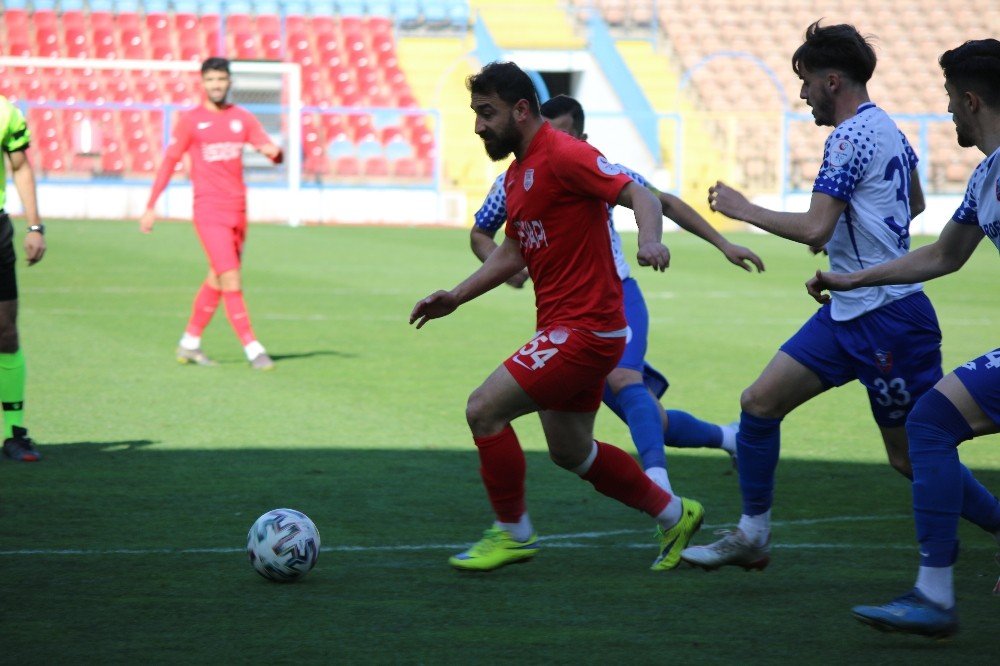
(193, 208, 247, 275)
(503, 325, 625, 412)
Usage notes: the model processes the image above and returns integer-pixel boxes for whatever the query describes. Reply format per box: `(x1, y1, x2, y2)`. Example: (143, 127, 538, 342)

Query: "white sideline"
(0, 514, 920, 556)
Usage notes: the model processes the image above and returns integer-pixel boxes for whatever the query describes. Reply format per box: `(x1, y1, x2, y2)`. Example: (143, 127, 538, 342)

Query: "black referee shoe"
(3, 426, 41, 462)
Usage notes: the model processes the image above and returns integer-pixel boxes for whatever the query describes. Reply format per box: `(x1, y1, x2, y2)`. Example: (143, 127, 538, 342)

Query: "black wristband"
(27, 224, 44, 234)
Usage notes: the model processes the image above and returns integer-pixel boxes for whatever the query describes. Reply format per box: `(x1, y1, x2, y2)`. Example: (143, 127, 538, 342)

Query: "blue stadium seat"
(59, 0, 86, 10)
(3, 0, 28, 8)
(30, 0, 56, 9)
(337, 0, 367, 16)
(172, 0, 199, 11)
(395, 0, 421, 23)
(255, 0, 283, 14)
(200, 1, 225, 14)
(283, 0, 312, 16)
(310, 0, 337, 16)
(448, 2, 470, 26)
(367, 0, 395, 16)
(226, 0, 255, 15)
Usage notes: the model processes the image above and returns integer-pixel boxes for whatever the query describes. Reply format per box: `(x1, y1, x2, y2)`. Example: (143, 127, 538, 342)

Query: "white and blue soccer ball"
(246, 508, 321, 582)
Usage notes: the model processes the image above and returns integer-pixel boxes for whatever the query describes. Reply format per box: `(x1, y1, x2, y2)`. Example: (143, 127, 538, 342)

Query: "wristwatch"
(27, 224, 44, 234)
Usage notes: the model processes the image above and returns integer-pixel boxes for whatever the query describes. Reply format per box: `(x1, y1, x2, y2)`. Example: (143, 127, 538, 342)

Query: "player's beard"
(954, 119, 975, 148)
(810, 89, 835, 127)
(480, 116, 520, 161)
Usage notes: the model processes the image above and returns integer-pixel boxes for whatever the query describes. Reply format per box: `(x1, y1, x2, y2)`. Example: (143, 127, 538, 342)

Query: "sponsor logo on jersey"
(523, 168, 534, 191)
(874, 349, 893, 374)
(513, 219, 548, 251)
(201, 142, 244, 162)
(197, 122, 212, 130)
(829, 139, 855, 168)
(230, 119, 243, 134)
(597, 156, 622, 176)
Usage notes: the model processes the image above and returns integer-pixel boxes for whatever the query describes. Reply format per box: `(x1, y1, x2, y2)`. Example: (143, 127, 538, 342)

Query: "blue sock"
(737, 411, 782, 516)
(908, 389, 974, 568)
(664, 409, 723, 448)
(614, 383, 667, 471)
(961, 464, 1000, 534)
(602, 384, 626, 422)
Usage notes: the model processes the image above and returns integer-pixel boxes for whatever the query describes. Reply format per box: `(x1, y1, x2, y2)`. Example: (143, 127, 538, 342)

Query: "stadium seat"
(392, 157, 419, 179)
(362, 155, 390, 178)
(332, 156, 361, 177)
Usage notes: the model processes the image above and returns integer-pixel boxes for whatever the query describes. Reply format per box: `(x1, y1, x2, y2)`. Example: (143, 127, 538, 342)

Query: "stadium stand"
(585, 0, 1000, 192)
(0, 0, 451, 183)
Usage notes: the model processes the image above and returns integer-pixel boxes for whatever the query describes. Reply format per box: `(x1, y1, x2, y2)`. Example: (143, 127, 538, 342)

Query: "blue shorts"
(620, 277, 669, 399)
(780, 291, 943, 427)
(954, 348, 1000, 426)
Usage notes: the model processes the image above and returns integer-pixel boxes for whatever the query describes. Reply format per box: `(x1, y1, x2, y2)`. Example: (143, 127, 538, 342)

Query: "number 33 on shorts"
(511, 327, 569, 371)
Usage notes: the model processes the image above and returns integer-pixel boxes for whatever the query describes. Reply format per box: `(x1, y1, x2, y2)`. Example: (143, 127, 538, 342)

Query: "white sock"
(571, 441, 599, 476)
(737, 511, 771, 547)
(720, 422, 738, 454)
(645, 466, 671, 493)
(916, 566, 955, 609)
(179, 333, 201, 350)
(496, 514, 534, 542)
(656, 495, 683, 530)
(243, 340, 265, 360)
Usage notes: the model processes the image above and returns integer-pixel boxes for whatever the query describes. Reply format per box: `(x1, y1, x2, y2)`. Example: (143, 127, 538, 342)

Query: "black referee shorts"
(0, 212, 18, 302)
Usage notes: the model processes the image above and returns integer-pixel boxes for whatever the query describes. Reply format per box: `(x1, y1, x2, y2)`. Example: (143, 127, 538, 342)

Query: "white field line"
(0, 514, 927, 556)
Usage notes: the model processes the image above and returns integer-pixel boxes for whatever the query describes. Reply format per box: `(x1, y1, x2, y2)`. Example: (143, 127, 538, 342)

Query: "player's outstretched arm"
(618, 181, 669, 271)
(709, 180, 845, 247)
(257, 143, 284, 164)
(806, 219, 984, 303)
(411, 235, 526, 329)
(9, 150, 45, 265)
(659, 191, 764, 272)
(471, 227, 528, 288)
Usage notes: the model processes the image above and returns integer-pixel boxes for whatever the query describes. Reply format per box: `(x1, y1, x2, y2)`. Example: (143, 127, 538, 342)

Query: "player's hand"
(806, 269, 853, 304)
(139, 209, 157, 234)
(505, 269, 529, 289)
(708, 181, 751, 221)
(260, 144, 283, 164)
(637, 241, 670, 272)
(721, 241, 765, 273)
(410, 290, 460, 329)
(23, 229, 45, 266)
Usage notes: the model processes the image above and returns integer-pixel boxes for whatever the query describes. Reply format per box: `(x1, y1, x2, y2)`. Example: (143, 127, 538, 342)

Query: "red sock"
(581, 441, 672, 517)
(222, 290, 258, 345)
(473, 425, 526, 523)
(185, 283, 221, 337)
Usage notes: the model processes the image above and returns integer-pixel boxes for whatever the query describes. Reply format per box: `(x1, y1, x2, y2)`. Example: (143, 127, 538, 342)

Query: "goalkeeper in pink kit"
(140, 57, 283, 370)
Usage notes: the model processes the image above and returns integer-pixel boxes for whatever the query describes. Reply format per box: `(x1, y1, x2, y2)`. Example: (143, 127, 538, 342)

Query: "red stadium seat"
(227, 14, 253, 34)
(392, 157, 419, 178)
(332, 156, 361, 177)
(362, 155, 390, 178)
(174, 13, 199, 32)
(114, 12, 141, 32)
(90, 11, 114, 31)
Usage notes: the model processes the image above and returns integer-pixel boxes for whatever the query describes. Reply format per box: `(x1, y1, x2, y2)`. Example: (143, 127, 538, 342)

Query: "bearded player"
(140, 57, 282, 370)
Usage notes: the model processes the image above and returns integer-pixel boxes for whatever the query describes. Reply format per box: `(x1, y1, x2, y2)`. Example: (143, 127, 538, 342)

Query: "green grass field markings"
(0, 513, 928, 556)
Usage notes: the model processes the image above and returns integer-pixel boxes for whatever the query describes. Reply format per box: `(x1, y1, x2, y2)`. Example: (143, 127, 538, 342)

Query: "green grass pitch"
(1, 220, 997, 663)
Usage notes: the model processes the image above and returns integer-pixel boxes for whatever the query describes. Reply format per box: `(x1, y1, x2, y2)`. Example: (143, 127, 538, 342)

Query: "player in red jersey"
(139, 58, 283, 370)
(410, 62, 705, 572)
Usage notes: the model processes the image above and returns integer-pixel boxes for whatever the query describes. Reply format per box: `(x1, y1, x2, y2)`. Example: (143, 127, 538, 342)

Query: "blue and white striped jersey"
(813, 103, 923, 321)
(953, 146, 1000, 254)
(473, 164, 651, 281)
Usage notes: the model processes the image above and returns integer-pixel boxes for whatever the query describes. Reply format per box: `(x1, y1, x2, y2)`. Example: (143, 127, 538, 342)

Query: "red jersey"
(146, 104, 273, 213)
(504, 122, 633, 332)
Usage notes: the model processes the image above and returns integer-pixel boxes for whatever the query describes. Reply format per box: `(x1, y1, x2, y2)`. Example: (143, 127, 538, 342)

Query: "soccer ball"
(246, 508, 321, 582)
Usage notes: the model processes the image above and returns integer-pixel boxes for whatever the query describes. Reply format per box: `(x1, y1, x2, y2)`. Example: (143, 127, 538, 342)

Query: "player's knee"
(888, 455, 913, 480)
(465, 391, 499, 436)
(0, 326, 19, 354)
(740, 385, 780, 419)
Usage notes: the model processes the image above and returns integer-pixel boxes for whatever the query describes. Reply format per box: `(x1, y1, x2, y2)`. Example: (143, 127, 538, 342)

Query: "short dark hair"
(940, 39, 1000, 109)
(466, 61, 540, 116)
(201, 57, 231, 75)
(540, 95, 585, 134)
(792, 20, 876, 84)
